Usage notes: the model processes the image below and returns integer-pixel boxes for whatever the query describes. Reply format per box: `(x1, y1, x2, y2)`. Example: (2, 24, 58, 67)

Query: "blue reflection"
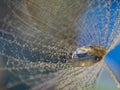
(105, 42, 120, 83)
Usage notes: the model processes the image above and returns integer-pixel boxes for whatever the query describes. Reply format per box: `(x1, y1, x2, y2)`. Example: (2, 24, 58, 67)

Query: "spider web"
(0, 0, 120, 90)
